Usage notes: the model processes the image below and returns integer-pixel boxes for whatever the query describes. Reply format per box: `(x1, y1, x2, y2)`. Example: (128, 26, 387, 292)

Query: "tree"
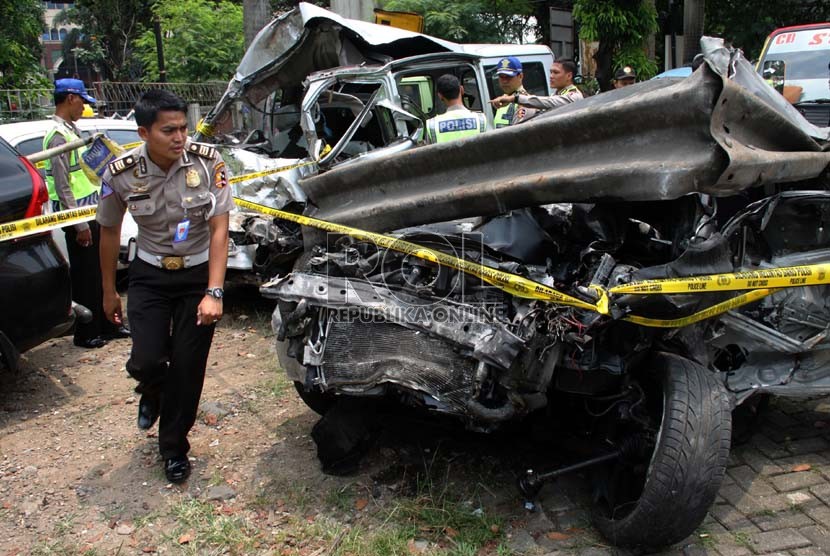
(573, 0, 658, 91)
(134, 0, 245, 83)
(706, 0, 830, 61)
(0, 0, 47, 89)
(59, 0, 151, 80)
(382, 0, 536, 44)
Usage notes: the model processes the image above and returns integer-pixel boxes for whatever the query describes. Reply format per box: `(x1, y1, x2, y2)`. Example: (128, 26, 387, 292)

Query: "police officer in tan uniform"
(97, 89, 233, 483)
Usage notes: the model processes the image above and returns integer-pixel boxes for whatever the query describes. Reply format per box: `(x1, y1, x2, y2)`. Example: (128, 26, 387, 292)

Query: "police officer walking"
(424, 75, 487, 144)
(98, 89, 233, 483)
(44, 78, 126, 349)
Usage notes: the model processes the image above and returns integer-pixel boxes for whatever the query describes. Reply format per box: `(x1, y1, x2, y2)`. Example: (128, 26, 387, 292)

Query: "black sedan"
(0, 136, 75, 372)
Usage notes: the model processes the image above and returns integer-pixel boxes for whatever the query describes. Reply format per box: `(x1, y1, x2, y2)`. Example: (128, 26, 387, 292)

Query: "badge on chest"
(186, 169, 201, 188)
(174, 219, 191, 243)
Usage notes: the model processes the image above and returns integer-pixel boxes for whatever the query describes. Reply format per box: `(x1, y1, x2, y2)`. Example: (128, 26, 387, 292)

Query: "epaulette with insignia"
(187, 142, 216, 159)
(108, 154, 137, 176)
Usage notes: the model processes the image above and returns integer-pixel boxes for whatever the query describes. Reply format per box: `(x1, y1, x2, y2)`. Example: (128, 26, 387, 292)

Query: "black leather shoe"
(165, 456, 191, 483)
(102, 326, 131, 340)
(137, 394, 160, 430)
(73, 337, 108, 349)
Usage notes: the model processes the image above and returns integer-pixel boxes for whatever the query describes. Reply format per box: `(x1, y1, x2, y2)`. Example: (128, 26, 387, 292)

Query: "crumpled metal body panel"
(299, 60, 830, 233)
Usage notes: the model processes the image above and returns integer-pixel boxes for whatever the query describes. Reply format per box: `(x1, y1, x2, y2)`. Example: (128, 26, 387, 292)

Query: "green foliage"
(134, 0, 244, 83)
(573, 0, 658, 88)
(60, 0, 152, 80)
(0, 0, 47, 89)
(705, 0, 830, 61)
(381, 0, 537, 44)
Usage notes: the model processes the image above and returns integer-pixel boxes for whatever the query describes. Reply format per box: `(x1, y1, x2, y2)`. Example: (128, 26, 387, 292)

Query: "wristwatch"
(205, 287, 224, 299)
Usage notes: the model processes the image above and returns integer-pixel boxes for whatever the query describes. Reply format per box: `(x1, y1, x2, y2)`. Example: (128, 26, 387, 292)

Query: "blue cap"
(496, 56, 523, 77)
(54, 78, 96, 104)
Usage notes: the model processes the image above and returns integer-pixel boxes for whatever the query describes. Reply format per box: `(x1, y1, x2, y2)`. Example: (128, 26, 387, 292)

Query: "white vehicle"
(0, 118, 140, 267)
(197, 3, 555, 281)
(0, 118, 254, 273)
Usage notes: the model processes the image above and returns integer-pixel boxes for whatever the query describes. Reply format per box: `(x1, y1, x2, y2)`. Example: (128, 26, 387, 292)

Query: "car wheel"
(0, 331, 19, 373)
(592, 352, 732, 549)
(294, 381, 336, 415)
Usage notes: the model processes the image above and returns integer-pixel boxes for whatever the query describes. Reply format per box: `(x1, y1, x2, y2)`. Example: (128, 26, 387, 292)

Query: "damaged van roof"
(199, 2, 549, 138)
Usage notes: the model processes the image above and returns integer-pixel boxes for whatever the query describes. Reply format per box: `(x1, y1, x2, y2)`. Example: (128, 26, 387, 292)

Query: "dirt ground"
(8, 288, 830, 556)
(1, 288, 572, 556)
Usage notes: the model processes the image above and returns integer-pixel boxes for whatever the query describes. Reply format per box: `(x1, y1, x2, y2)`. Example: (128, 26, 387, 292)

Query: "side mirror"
(762, 59, 786, 94)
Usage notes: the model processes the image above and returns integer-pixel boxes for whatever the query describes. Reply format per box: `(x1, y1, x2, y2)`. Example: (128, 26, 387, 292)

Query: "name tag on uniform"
(173, 219, 190, 243)
(438, 118, 477, 133)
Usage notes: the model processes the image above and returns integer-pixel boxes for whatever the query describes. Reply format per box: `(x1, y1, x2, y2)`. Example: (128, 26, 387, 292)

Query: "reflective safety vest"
(43, 123, 98, 202)
(425, 110, 487, 144)
(494, 103, 517, 128)
(558, 84, 581, 96)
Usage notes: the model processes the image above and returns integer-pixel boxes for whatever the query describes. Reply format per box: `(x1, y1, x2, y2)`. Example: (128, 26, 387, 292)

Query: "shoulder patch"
(187, 142, 216, 159)
(108, 155, 137, 176)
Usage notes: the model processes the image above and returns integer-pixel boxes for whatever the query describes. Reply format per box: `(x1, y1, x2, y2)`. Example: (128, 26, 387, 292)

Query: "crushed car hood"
(298, 38, 830, 233)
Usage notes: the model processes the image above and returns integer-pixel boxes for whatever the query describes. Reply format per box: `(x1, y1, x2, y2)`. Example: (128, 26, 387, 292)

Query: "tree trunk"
(682, 0, 705, 65)
(244, 0, 271, 48)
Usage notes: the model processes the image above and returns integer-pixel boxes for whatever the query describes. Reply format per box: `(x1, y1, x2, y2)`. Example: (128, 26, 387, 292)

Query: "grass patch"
(326, 482, 357, 513)
(733, 530, 752, 548)
(53, 512, 76, 535)
(165, 498, 258, 554)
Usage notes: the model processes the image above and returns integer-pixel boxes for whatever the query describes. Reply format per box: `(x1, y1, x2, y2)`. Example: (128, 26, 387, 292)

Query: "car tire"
(0, 330, 19, 373)
(294, 381, 336, 415)
(593, 352, 732, 549)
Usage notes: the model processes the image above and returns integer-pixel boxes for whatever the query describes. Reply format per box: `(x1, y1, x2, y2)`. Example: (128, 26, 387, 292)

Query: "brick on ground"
(804, 505, 830, 529)
(733, 447, 784, 476)
(784, 437, 830, 456)
(776, 453, 830, 469)
(727, 466, 777, 496)
(798, 525, 830, 553)
(753, 435, 791, 459)
(710, 533, 751, 556)
(719, 484, 762, 514)
(792, 547, 828, 556)
(757, 492, 816, 512)
(766, 409, 801, 428)
(809, 483, 830, 505)
(710, 503, 762, 532)
(750, 508, 815, 532)
(771, 471, 825, 492)
(747, 529, 811, 552)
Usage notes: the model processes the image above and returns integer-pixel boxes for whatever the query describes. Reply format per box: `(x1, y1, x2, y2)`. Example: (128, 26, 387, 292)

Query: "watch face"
(208, 288, 223, 299)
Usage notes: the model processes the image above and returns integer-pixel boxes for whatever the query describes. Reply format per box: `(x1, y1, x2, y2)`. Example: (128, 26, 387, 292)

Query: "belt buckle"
(161, 256, 184, 270)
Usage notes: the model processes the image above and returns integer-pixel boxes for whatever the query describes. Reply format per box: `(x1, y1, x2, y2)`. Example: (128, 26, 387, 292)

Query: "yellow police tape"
(228, 160, 316, 185)
(610, 265, 830, 294)
(1, 186, 824, 328)
(235, 198, 599, 312)
(0, 205, 97, 242)
(235, 198, 830, 328)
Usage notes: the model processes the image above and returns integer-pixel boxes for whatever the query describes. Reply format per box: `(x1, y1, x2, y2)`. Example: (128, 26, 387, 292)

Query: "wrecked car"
(204, 6, 830, 550)
(195, 3, 554, 278)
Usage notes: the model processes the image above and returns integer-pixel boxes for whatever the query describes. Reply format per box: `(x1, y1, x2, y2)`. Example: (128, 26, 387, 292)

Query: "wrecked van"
(195, 3, 553, 278)
(205, 6, 830, 550)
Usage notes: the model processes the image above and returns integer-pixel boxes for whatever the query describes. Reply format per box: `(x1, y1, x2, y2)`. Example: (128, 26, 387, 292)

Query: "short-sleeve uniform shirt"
(97, 141, 233, 256)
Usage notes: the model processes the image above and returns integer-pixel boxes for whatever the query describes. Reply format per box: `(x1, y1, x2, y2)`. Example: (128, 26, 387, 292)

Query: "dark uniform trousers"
(126, 258, 215, 459)
(65, 221, 117, 343)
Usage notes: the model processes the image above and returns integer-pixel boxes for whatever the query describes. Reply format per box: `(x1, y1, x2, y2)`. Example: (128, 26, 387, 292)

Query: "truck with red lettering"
(757, 23, 830, 126)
